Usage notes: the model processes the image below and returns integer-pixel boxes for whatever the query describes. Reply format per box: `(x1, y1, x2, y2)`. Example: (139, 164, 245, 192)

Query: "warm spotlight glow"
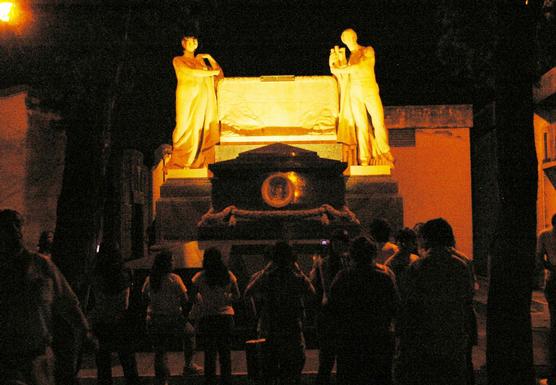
(0, 2, 15, 23)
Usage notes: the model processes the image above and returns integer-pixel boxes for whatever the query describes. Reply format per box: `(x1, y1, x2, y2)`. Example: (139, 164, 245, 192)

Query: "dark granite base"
(345, 175, 404, 233)
(156, 178, 212, 241)
(155, 175, 403, 242)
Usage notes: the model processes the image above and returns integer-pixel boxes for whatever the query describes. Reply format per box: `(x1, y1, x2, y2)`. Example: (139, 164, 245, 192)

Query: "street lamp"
(0, 2, 16, 23)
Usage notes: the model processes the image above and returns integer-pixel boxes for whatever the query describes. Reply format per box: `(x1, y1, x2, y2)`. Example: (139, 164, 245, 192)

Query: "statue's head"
(341, 28, 358, 50)
(181, 35, 198, 52)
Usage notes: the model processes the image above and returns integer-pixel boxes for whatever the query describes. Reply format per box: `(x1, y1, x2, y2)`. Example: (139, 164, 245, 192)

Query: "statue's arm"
(331, 46, 375, 75)
(173, 56, 219, 78)
(197, 53, 220, 70)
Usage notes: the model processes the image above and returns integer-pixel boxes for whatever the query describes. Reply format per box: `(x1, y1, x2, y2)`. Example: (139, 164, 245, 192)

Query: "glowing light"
(0, 2, 15, 23)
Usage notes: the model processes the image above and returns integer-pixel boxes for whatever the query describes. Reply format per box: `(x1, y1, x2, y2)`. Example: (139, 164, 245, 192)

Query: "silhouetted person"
(245, 242, 315, 385)
(394, 218, 474, 385)
(385, 227, 419, 287)
(369, 218, 399, 264)
(90, 241, 139, 385)
(328, 236, 398, 385)
(310, 229, 350, 385)
(0, 209, 94, 385)
(537, 213, 556, 385)
(37, 230, 54, 257)
(191, 247, 240, 385)
(142, 250, 198, 385)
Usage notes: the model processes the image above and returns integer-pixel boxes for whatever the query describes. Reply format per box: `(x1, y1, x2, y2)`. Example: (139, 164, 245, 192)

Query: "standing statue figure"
(170, 35, 222, 169)
(330, 28, 394, 166)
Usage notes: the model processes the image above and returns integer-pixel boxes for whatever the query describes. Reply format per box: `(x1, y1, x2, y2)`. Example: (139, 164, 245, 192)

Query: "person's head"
(330, 228, 350, 256)
(349, 236, 377, 266)
(150, 249, 174, 291)
(341, 28, 358, 51)
(96, 241, 123, 267)
(0, 209, 24, 253)
(396, 227, 417, 252)
(420, 218, 455, 251)
(273, 241, 296, 268)
(552, 213, 556, 228)
(203, 247, 230, 287)
(369, 218, 392, 243)
(37, 230, 54, 254)
(181, 35, 198, 53)
(95, 241, 127, 294)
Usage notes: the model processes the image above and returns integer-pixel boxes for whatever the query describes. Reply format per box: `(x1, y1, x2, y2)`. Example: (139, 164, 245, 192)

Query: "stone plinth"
(155, 178, 211, 241)
(345, 176, 404, 232)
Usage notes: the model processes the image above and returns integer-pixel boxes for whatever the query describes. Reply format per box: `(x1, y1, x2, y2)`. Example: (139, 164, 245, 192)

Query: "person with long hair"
(90, 241, 139, 385)
(142, 250, 199, 385)
(191, 248, 240, 385)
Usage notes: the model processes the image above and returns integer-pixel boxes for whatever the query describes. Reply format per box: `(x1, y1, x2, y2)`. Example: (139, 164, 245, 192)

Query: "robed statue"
(330, 28, 394, 166)
(169, 35, 222, 169)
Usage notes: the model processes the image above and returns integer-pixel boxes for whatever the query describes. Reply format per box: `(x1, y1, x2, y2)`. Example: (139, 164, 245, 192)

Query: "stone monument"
(151, 34, 404, 261)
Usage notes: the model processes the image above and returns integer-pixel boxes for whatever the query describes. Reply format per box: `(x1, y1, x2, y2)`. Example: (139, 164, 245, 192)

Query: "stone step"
(160, 178, 211, 198)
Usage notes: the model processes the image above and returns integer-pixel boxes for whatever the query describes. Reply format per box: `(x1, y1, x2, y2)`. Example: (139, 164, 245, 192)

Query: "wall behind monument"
(0, 87, 65, 250)
(389, 105, 474, 259)
(534, 67, 556, 233)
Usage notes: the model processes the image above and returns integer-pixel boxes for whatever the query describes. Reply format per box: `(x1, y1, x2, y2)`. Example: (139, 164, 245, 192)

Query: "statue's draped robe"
(171, 56, 219, 168)
(335, 73, 358, 165)
(334, 48, 391, 165)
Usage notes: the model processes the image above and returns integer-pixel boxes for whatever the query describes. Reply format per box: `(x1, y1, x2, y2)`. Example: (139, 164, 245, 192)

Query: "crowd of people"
(1, 208, 483, 385)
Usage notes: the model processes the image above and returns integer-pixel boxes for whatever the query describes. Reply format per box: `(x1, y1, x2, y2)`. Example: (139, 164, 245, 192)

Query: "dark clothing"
(328, 263, 398, 385)
(0, 249, 89, 385)
(198, 315, 234, 385)
(148, 315, 195, 385)
(263, 333, 306, 385)
(329, 264, 398, 339)
(0, 347, 55, 385)
(94, 322, 139, 385)
(337, 334, 394, 385)
(394, 250, 474, 385)
(245, 264, 314, 385)
(546, 273, 556, 384)
(91, 272, 139, 385)
(310, 253, 348, 385)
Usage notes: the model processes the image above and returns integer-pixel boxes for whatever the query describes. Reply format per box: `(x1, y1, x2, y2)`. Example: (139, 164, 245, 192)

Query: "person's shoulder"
(191, 270, 203, 283)
(449, 253, 469, 268)
(332, 267, 350, 281)
(539, 228, 555, 239)
(373, 263, 395, 281)
(169, 272, 185, 284)
(26, 249, 57, 275)
(229, 270, 238, 283)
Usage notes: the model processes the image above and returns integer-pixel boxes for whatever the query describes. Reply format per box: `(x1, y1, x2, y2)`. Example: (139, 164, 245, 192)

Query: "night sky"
(2, 1, 486, 165)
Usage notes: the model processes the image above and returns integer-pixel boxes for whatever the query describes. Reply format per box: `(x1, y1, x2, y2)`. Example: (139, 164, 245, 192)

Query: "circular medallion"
(261, 173, 295, 208)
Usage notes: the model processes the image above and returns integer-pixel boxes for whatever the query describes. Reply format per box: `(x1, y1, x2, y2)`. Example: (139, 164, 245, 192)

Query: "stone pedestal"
(155, 178, 211, 241)
(346, 176, 404, 232)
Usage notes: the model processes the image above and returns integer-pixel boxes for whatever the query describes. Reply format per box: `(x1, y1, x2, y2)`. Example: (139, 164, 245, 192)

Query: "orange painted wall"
(392, 127, 473, 258)
(0, 88, 65, 250)
(0, 89, 29, 224)
(534, 110, 556, 232)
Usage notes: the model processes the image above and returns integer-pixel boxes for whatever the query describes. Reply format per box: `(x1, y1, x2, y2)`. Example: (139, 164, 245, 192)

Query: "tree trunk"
(486, 2, 538, 385)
